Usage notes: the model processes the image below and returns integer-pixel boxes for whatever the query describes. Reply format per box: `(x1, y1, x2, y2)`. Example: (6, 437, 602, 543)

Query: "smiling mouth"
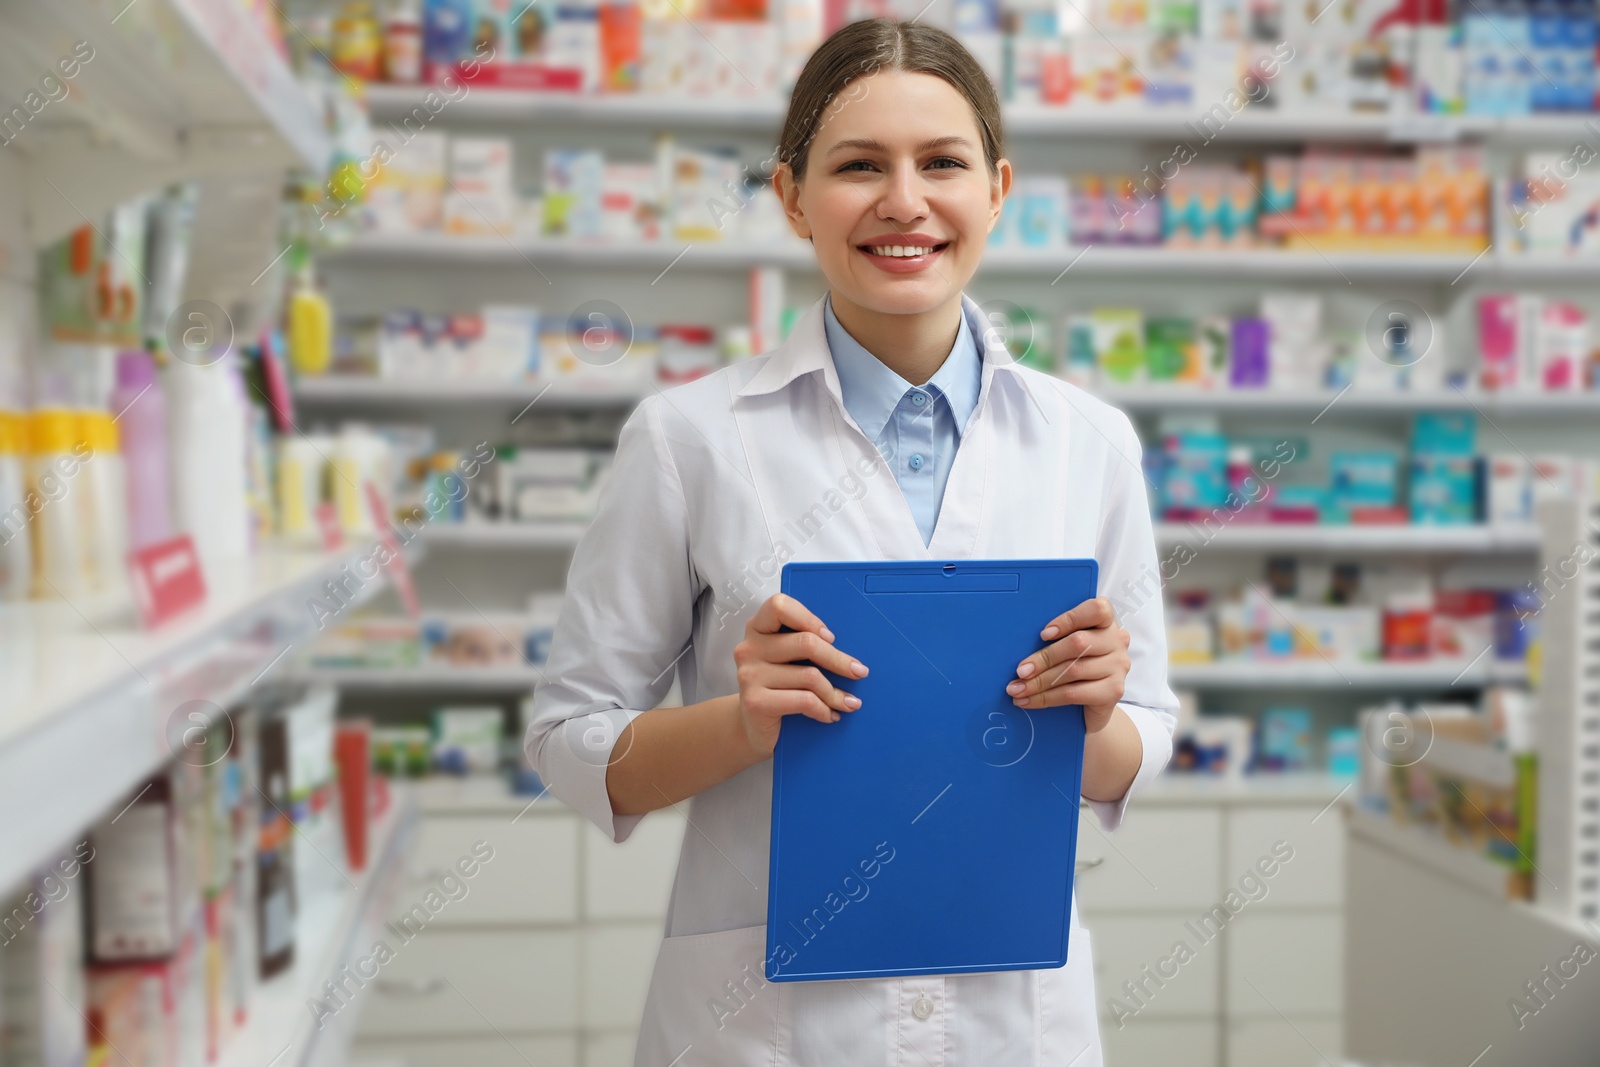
(859, 243, 949, 259)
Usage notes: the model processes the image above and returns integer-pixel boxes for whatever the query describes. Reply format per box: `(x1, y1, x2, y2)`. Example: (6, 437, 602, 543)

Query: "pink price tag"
(315, 503, 344, 551)
(128, 535, 208, 629)
(364, 483, 419, 617)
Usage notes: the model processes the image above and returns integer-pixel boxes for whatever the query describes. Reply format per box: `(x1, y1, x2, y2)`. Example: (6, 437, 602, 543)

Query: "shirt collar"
(823, 294, 982, 441)
(735, 293, 1037, 417)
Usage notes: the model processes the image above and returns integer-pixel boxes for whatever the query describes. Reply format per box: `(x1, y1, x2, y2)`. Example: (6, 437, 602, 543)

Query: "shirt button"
(910, 391, 928, 407)
(909, 453, 925, 471)
(912, 995, 934, 1019)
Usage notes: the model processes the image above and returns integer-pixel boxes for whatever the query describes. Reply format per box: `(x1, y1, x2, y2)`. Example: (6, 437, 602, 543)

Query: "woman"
(526, 18, 1178, 1066)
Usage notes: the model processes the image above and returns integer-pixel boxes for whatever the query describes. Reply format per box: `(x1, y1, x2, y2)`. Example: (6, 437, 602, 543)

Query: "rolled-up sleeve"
(1085, 411, 1179, 833)
(524, 396, 699, 844)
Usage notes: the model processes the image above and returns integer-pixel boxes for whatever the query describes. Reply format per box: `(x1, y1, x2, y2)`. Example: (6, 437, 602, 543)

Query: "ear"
(987, 158, 1013, 235)
(773, 162, 812, 241)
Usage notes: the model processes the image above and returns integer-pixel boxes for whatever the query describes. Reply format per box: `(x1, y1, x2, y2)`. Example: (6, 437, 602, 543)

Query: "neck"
(828, 291, 964, 387)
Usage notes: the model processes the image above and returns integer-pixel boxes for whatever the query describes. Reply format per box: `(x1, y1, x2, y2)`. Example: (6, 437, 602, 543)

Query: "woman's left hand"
(1005, 597, 1130, 733)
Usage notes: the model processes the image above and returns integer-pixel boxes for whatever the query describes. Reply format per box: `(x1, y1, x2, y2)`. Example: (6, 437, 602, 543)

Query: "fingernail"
(1017, 662, 1036, 679)
(1006, 681, 1026, 695)
(1041, 626, 1060, 639)
(1012, 698, 1027, 707)
(831, 711, 842, 722)
(821, 626, 835, 641)
(851, 660, 867, 676)
(845, 695, 861, 709)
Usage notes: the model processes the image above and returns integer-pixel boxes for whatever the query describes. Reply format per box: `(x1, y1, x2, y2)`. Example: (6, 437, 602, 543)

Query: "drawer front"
(1076, 809, 1223, 913)
(583, 1032, 641, 1067)
(1225, 805, 1344, 909)
(1089, 914, 1221, 1019)
(355, 930, 579, 1036)
(350, 1035, 579, 1067)
(391, 814, 578, 926)
(1227, 1017, 1342, 1067)
(584, 811, 685, 920)
(1226, 913, 1343, 1017)
(1101, 1020, 1219, 1067)
(582, 925, 662, 1028)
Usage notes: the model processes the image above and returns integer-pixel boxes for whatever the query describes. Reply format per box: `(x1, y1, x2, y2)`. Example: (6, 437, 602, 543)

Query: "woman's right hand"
(733, 593, 869, 758)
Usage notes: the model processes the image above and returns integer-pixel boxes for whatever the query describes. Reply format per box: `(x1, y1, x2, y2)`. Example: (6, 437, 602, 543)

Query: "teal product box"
(1329, 451, 1400, 516)
(1271, 484, 1328, 519)
(1161, 431, 1229, 512)
(1326, 726, 1362, 777)
(1256, 707, 1313, 772)
(1412, 412, 1477, 456)
(1410, 455, 1480, 524)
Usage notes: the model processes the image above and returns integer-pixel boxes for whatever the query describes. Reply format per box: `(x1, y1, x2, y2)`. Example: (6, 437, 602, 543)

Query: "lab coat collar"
(822, 293, 982, 444)
(735, 293, 1041, 418)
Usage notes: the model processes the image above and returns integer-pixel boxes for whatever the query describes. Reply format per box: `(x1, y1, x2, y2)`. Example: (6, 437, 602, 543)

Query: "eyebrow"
(825, 136, 976, 156)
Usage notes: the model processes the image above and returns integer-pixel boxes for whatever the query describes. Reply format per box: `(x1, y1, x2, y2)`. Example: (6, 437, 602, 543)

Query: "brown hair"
(778, 19, 1004, 182)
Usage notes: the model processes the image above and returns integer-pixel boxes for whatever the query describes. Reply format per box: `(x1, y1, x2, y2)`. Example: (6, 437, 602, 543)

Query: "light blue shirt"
(824, 296, 983, 546)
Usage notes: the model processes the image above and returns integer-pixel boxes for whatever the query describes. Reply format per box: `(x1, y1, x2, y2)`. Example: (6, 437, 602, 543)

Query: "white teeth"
(869, 245, 933, 258)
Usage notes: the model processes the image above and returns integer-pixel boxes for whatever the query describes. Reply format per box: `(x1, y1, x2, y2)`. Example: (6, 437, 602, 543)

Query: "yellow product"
(288, 284, 333, 376)
(27, 409, 88, 598)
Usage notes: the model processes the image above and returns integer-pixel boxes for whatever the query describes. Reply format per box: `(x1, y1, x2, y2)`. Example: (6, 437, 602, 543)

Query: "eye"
(837, 160, 878, 173)
(927, 157, 968, 170)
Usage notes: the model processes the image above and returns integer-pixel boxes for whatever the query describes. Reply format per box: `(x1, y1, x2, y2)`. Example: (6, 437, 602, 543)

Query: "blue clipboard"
(766, 558, 1098, 982)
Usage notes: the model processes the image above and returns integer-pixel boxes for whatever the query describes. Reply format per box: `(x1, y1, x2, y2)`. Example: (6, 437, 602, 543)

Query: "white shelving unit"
(1099, 385, 1600, 416)
(1154, 522, 1542, 553)
(364, 85, 1600, 146)
(292, 664, 545, 692)
(294, 376, 649, 407)
(421, 522, 589, 549)
(0, 541, 393, 896)
(1168, 658, 1526, 689)
(321, 233, 1600, 281)
(219, 791, 415, 1067)
(0, 0, 331, 247)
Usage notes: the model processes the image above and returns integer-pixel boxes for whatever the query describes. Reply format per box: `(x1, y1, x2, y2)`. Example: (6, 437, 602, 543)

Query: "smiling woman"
(525, 17, 1179, 1067)
(773, 20, 1012, 384)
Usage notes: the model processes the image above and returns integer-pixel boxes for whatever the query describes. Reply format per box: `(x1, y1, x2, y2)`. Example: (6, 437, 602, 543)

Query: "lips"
(857, 235, 949, 272)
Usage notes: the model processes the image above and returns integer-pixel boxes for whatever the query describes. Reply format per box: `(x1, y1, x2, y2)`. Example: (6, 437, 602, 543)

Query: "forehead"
(813, 69, 985, 151)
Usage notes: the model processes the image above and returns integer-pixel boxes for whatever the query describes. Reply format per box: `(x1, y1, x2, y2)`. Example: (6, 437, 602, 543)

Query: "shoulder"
(1008, 366, 1141, 449)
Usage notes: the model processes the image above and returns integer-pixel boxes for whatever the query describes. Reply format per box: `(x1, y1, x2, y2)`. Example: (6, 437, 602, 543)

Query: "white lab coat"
(526, 293, 1179, 1067)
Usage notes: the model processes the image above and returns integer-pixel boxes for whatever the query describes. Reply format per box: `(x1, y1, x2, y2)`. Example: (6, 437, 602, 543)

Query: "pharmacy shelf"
(422, 522, 588, 549)
(1168, 658, 1527, 689)
(364, 86, 1600, 145)
(292, 375, 649, 408)
(1347, 803, 1518, 901)
(2, 0, 331, 247)
(294, 373, 1600, 420)
(216, 788, 415, 1067)
(1154, 522, 1543, 553)
(1100, 385, 1600, 415)
(0, 541, 395, 897)
(293, 664, 546, 691)
(321, 234, 1600, 281)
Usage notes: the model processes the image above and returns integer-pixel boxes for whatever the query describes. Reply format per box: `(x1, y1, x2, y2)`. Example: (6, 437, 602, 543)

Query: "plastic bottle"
(0, 411, 32, 599)
(112, 351, 173, 553)
(333, 425, 387, 534)
(288, 273, 333, 376)
(166, 354, 252, 574)
(27, 409, 88, 599)
(278, 435, 325, 543)
(79, 410, 129, 597)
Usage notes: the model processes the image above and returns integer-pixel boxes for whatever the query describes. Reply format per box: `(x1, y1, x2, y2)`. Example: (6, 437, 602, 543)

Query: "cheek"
(809, 186, 868, 245)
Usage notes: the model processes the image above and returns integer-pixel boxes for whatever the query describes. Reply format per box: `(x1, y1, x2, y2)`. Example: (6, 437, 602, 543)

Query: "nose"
(876, 163, 927, 224)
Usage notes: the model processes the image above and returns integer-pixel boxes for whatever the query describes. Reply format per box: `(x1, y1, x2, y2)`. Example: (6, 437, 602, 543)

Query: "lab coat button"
(910, 391, 928, 407)
(909, 453, 925, 471)
(912, 995, 934, 1019)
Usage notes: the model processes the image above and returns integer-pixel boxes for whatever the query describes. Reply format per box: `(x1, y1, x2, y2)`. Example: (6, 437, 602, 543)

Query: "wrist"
(722, 694, 769, 766)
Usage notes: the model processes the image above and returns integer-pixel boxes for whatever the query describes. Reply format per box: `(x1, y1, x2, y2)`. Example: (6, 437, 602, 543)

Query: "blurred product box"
(443, 137, 515, 236)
